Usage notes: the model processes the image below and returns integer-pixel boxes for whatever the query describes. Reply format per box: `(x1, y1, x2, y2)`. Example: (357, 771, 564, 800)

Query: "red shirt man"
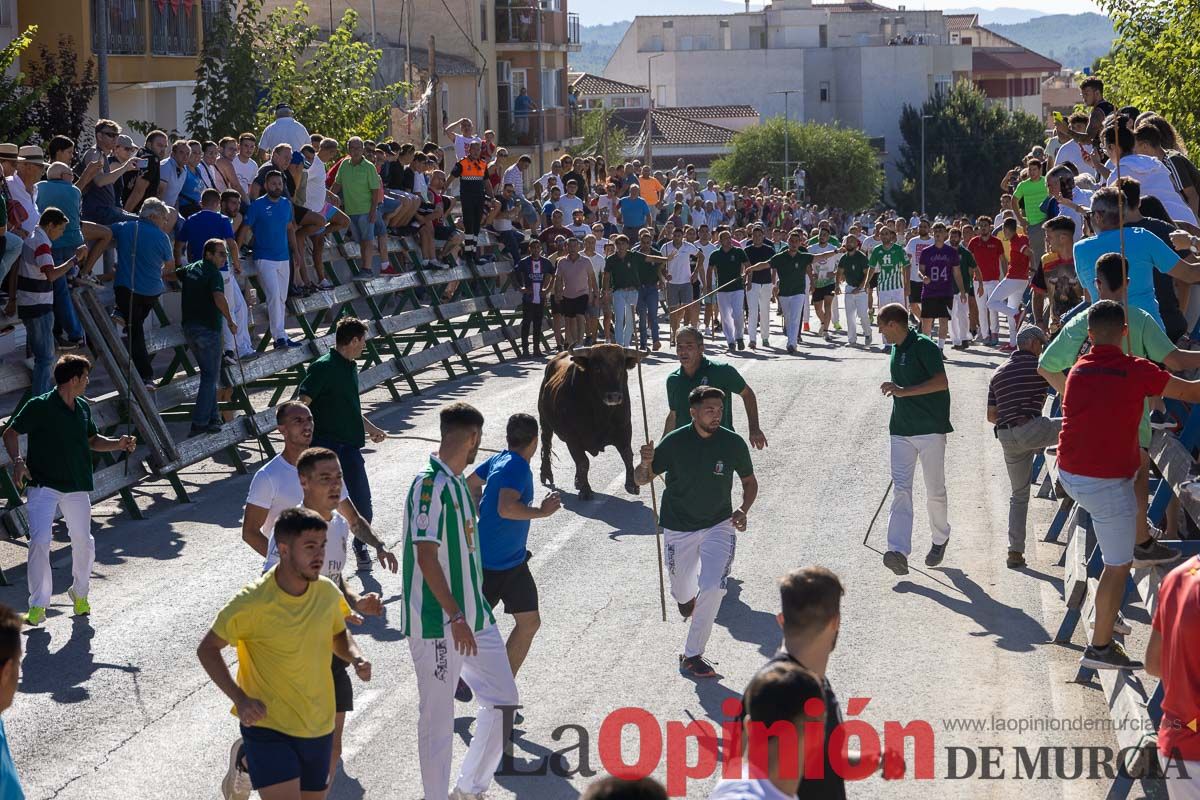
(1005, 232, 1032, 281)
(968, 233, 1005, 283)
(1149, 556, 1200, 767)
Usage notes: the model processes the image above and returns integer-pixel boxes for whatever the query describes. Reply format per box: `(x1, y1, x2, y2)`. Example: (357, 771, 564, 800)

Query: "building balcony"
(495, 5, 581, 51)
(90, 0, 208, 56)
(498, 108, 582, 148)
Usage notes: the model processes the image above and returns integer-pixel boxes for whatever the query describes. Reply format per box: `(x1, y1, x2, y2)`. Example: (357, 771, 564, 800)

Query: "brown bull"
(538, 344, 643, 500)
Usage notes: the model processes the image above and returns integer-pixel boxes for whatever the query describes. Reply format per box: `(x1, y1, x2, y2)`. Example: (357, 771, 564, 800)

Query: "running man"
(760, 229, 813, 353)
(198, 507, 371, 800)
(660, 226, 701, 346)
(3, 355, 136, 625)
(986, 217, 1032, 351)
(402, 403, 517, 800)
(467, 414, 562, 678)
(839, 232, 874, 347)
(917, 222, 966, 351)
(664, 326, 767, 449)
(876, 303, 952, 576)
(707, 230, 750, 351)
(636, 386, 758, 679)
(868, 225, 910, 336)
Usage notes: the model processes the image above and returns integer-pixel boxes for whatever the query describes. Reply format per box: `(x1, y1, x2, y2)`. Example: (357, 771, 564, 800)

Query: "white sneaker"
(221, 739, 252, 800)
(450, 789, 489, 800)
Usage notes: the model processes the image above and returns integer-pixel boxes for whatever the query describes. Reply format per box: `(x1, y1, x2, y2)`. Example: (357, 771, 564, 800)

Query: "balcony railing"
(567, 12, 580, 46)
(495, 5, 574, 46)
(152, 2, 198, 55)
(91, 0, 147, 55)
(498, 109, 581, 147)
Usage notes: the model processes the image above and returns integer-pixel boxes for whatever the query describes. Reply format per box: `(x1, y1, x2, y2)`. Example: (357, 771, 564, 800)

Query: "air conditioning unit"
(497, 61, 512, 84)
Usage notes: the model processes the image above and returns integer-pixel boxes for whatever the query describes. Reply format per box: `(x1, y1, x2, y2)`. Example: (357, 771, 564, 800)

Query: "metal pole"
(920, 112, 927, 217)
(782, 92, 789, 190)
(536, 7, 545, 178)
(428, 35, 438, 145)
(370, 0, 377, 44)
(96, 0, 110, 119)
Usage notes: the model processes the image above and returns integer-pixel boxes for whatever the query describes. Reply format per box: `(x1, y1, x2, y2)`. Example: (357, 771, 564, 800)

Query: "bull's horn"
(622, 347, 648, 360)
(569, 345, 593, 358)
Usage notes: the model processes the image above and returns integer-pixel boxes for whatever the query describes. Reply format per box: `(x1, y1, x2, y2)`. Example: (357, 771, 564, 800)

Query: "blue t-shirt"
(473, 450, 534, 571)
(0, 718, 25, 799)
(111, 219, 172, 296)
(179, 209, 235, 263)
(34, 180, 84, 249)
(618, 196, 651, 228)
(244, 196, 293, 262)
(1074, 227, 1180, 328)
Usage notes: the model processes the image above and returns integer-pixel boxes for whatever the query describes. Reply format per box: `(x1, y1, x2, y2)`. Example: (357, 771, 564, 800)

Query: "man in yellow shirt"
(197, 507, 371, 800)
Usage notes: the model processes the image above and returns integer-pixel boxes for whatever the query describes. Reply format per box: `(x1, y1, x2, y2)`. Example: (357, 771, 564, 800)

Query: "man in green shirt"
(173, 238, 238, 437)
(750, 229, 812, 352)
(2, 355, 136, 625)
(636, 386, 757, 679)
(632, 229, 669, 352)
(706, 230, 750, 351)
(664, 326, 767, 448)
(1012, 156, 1050, 262)
(839, 233, 874, 347)
(876, 303, 952, 576)
(602, 235, 643, 348)
(333, 136, 385, 272)
(298, 316, 388, 570)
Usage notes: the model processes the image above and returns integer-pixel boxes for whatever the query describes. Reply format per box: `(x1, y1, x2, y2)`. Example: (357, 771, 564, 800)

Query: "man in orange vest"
(450, 140, 493, 265)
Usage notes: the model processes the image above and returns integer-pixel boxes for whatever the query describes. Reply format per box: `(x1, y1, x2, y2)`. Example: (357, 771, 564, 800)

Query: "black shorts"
(482, 551, 539, 614)
(332, 655, 353, 712)
(909, 280, 924, 304)
(812, 284, 835, 303)
(920, 295, 953, 319)
(692, 281, 702, 301)
(869, 272, 879, 289)
(293, 203, 313, 226)
(560, 294, 588, 317)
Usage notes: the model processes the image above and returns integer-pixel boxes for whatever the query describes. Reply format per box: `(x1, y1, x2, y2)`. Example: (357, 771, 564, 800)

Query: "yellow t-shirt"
(212, 569, 350, 738)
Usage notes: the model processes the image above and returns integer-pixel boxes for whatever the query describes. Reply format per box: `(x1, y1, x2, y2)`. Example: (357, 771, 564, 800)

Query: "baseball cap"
(1016, 325, 1049, 348)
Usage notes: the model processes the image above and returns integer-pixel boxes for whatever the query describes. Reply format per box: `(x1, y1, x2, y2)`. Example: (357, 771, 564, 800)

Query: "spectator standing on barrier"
(171, 238, 238, 437)
(986, 325, 1057, 569)
(258, 103, 311, 154)
(197, 507, 369, 800)
(33, 162, 100, 350)
(333, 137, 385, 275)
(297, 317, 388, 572)
(1050, 300, 1198, 670)
(239, 170, 301, 349)
(1012, 156, 1050, 263)
(1146, 554, 1200, 796)
(3, 354, 136, 625)
(109, 198, 176, 389)
(402, 403, 517, 800)
(877, 302, 953, 576)
(466, 413, 561, 680)
(77, 120, 139, 228)
(178, 189, 254, 362)
(450, 140, 492, 266)
(0, 604, 24, 798)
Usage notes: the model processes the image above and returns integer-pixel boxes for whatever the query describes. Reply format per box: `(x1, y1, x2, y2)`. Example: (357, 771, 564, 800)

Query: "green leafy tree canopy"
(577, 108, 628, 167)
(0, 27, 43, 145)
(710, 118, 884, 211)
(26, 35, 98, 145)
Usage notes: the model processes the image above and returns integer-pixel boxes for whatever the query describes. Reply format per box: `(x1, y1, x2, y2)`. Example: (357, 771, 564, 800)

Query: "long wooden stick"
(635, 357, 668, 622)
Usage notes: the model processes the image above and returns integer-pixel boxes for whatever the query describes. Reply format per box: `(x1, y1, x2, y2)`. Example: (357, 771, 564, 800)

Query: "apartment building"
(946, 13, 1061, 117)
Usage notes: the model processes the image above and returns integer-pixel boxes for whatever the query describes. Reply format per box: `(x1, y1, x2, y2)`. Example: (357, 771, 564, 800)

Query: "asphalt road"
(4, 320, 1128, 800)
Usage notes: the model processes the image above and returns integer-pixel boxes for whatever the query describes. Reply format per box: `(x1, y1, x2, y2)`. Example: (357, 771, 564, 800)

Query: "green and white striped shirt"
(869, 244, 909, 292)
(401, 455, 495, 639)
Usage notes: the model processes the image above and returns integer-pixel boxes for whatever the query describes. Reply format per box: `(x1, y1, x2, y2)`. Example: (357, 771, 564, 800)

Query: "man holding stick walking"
(635, 386, 757, 679)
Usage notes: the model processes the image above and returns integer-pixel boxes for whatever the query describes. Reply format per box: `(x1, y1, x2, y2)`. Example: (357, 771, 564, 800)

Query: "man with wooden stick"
(635, 386, 757, 679)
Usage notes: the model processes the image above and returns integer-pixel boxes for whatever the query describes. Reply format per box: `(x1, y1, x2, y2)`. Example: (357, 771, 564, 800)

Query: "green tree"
(1097, 0, 1200, 149)
(188, 0, 263, 140)
(890, 81, 1044, 217)
(710, 118, 884, 211)
(0, 27, 43, 145)
(577, 108, 628, 167)
(26, 35, 98, 144)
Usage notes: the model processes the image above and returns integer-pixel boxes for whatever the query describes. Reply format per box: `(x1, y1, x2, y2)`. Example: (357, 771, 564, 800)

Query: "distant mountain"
(944, 7, 1047, 25)
(571, 21, 631, 74)
(989, 13, 1114, 70)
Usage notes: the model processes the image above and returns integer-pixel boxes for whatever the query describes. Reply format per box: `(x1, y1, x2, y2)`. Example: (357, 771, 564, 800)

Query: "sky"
(574, 0, 1103, 27)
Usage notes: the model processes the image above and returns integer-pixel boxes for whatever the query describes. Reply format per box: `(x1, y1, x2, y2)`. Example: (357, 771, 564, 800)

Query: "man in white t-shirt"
(1054, 112, 1098, 179)
(904, 220, 935, 318)
(696, 226, 721, 337)
(661, 226, 702, 341)
(566, 208, 590, 238)
(583, 234, 609, 343)
(445, 118, 482, 160)
(232, 133, 260, 196)
(258, 104, 310, 155)
(304, 138, 350, 289)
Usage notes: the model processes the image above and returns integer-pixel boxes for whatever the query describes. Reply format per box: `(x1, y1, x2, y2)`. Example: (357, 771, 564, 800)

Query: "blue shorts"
(240, 725, 334, 792)
(380, 196, 402, 216)
(349, 212, 385, 242)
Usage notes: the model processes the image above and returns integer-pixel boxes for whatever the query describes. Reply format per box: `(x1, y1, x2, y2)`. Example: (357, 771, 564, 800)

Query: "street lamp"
(646, 53, 666, 168)
(768, 89, 801, 191)
(920, 112, 933, 217)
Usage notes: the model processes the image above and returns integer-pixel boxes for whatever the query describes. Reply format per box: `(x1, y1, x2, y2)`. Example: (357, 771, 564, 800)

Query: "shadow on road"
(327, 761, 366, 800)
(715, 578, 779, 660)
(691, 678, 742, 725)
(892, 567, 1050, 652)
(20, 618, 140, 703)
(553, 492, 654, 540)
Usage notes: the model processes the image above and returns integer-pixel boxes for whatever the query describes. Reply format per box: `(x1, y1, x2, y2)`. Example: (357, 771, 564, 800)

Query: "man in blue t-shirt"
(110, 199, 176, 385)
(618, 184, 652, 240)
(0, 604, 26, 799)
(467, 413, 561, 677)
(237, 170, 300, 348)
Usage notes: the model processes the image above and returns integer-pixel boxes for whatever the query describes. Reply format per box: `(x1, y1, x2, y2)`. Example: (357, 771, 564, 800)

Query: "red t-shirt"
(1058, 345, 1171, 478)
(1005, 233, 1031, 280)
(1153, 556, 1200, 761)
(967, 235, 1005, 282)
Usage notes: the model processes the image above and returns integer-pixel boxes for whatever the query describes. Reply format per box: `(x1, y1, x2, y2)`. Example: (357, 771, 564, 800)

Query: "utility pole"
(921, 112, 932, 217)
(768, 88, 800, 190)
(536, 7, 546, 177)
(96, 0, 110, 119)
(428, 36, 438, 145)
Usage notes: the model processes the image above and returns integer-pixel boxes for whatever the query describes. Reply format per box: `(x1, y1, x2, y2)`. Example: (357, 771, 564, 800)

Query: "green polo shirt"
(770, 250, 812, 296)
(334, 158, 382, 216)
(956, 245, 976, 293)
(1039, 304, 1173, 448)
(298, 349, 365, 448)
(665, 356, 747, 431)
(839, 250, 870, 288)
(7, 391, 98, 493)
(708, 247, 749, 292)
(605, 252, 641, 291)
(178, 258, 225, 331)
(652, 424, 753, 532)
(633, 245, 663, 286)
(1013, 176, 1050, 226)
(889, 329, 953, 437)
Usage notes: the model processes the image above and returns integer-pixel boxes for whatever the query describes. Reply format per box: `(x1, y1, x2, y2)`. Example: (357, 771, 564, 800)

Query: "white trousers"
(831, 287, 841, 325)
(986, 278, 1026, 345)
(717, 290, 746, 345)
(664, 520, 737, 658)
(1161, 754, 1200, 799)
(26, 487, 94, 609)
(254, 258, 291, 341)
(950, 292, 970, 345)
(408, 624, 518, 799)
(843, 290, 870, 345)
(745, 283, 772, 342)
(886, 434, 951, 556)
(779, 293, 808, 347)
(977, 280, 1000, 339)
(221, 270, 254, 356)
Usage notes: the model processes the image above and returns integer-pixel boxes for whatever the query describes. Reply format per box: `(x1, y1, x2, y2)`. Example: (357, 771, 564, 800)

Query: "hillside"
(571, 20, 628, 74)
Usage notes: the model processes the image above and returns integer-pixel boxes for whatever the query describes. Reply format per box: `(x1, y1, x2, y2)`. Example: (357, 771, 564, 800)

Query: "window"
(0, 0, 13, 26)
(934, 74, 952, 95)
(819, 24, 827, 47)
(584, 98, 600, 109)
(680, 35, 693, 50)
(819, 81, 830, 103)
(627, 96, 643, 107)
(645, 35, 663, 52)
(542, 69, 562, 108)
(611, 97, 626, 108)
(961, 36, 972, 45)
(749, 26, 766, 50)
(656, 84, 667, 105)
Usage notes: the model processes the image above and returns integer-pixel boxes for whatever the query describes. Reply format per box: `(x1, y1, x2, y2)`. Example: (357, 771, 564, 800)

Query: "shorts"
(482, 551, 539, 614)
(349, 212, 385, 242)
(332, 655, 353, 713)
(314, 203, 338, 236)
(920, 295, 953, 319)
(292, 203, 312, 226)
(692, 281, 702, 301)
(560, 294, 588, 317)
(1058, 469, 1136, 566)
(380, 196, 402, 216)
(240, 724, 334, 793)
(909, 280, 924, 304)
(812, 284, 835, 302)
(869, 272, 879, 289)
(665, 282, 692, 307)
(433, 222, 458, 241)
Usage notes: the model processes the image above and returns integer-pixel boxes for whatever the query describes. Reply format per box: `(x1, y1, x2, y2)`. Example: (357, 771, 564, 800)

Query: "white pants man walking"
(717, 289, 746, 348)
(254, 258, 291, 343)
(745, 283, 772, 346)
(779, 293, 809, 349)
(886, 433, 951, 558)
(844, 288, 871, 346)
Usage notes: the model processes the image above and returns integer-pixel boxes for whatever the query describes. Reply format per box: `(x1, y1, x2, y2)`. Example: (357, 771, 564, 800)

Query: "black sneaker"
(677, 596, 696, 619)
(455, 678, 474, 702)
(1006, 550, 1026, 568)
(736, 338, 745, 350)
(356, 550, 374, 572)
(883, 551, 909, 575)
(678, 654, 717, 679)
(1079, 641, 1143, 671)
(925, 540, 948, 567)
(222, 351, 237, 367)
(786, 345, 796, 354)
(1132, 539, 1181, 568)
